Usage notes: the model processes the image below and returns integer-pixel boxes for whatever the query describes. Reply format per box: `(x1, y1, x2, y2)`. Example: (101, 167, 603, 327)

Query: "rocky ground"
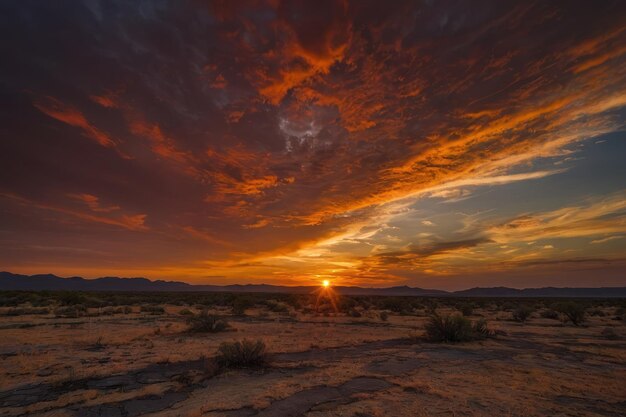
(0, 305, 624, 416)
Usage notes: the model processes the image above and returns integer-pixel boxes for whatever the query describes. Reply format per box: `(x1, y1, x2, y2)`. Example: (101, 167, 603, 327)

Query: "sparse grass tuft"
(216, 339, 268, 368)
(187, 310, 230, 333)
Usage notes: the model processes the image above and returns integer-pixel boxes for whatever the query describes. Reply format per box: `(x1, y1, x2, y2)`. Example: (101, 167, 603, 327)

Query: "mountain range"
(1, 271, 625, 297)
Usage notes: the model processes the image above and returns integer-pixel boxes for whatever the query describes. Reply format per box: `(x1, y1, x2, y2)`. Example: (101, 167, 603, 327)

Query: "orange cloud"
(33, 96, 117, 149)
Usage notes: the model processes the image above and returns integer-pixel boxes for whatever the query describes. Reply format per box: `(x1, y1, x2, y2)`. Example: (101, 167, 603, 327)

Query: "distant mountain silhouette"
(1, 271, 625, 297)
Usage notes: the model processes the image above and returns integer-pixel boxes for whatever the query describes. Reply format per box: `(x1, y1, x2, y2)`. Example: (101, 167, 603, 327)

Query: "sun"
(322, 279, 330, 288)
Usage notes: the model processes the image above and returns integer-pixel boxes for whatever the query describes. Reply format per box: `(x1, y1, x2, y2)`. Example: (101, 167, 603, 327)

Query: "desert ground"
(0, 292, 624, 417)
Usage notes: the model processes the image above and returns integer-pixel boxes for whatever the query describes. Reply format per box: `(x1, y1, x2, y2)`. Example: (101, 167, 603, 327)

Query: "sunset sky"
(1, 1, 625, 289)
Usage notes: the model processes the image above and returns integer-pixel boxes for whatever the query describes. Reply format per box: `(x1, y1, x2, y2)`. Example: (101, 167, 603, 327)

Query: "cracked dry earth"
(0, 307, 625, 416)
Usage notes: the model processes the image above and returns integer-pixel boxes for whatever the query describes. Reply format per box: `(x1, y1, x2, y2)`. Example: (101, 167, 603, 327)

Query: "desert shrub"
(459, 303, 473, 317)
(58, 292, 87, 306)
(54, 305, 86, 318)
(379, 311, 388, 321)
(187, 311, 230, 333)
(1, 307, 49, 316)
(179, 308, 194, 316)
(122, 306, 133, 314)
(601, 327, 620, 340)
(101, 306, 117, 315)
(424, 313, 494, 343)
(588, 308, 606, 317)
(348, 308, 362, 318)
(512, 306, 534, 323)
(339, 297, 357, 313)
(216, 339, 268, 368)
(540, 309, 559, 320)
(555, 302, 586, 326)
(500, 301, 516, 312)
(265, 300, 289, 313)
(141, 305, 165, 314)
(379, 297, 412, 313)
(425, 314, 480, 343)
(232, 296, 255, 316)
(472, 318, 493, 339)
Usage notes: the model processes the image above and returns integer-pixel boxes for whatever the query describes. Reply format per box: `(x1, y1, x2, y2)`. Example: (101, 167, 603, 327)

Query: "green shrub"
(187, 311, 230, 333)
(512, 306, 534, 323)
(554, 302, 586, 326)
(179, 308, 194, 316)
(216, 339, 268, 368)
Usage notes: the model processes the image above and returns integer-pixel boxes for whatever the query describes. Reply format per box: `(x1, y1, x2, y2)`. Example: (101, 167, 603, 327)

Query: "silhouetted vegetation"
(0, 291, 622, 323)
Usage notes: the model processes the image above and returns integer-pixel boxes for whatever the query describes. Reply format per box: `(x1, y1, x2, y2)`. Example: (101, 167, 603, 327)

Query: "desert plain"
(0, 292, 624, 417)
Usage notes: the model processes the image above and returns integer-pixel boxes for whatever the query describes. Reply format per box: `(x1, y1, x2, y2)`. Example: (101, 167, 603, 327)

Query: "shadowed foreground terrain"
(0, 292, 624, 416)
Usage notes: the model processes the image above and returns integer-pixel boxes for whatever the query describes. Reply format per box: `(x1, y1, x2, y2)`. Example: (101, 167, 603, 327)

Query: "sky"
(1, 0, 625, 290)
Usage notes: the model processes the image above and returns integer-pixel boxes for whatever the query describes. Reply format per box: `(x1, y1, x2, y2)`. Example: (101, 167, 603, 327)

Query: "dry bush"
(1, 307, 49, 316)
(512, 306, 534, 323)
(265, 300, 289, 313)
(187, 311, 230, 333)
(540, 309, 559, 320)
(555, 302, 586, 326)
(425, 314, 492, 343)
(379, 311, 388, 321)
(216, 339, 268, 368)
(459, 303, 473, 317)
(54, 305, 86, 318)
(140, 305, 165, 314)
(601, 327, 619, 340)
(179, 308, 194, 316)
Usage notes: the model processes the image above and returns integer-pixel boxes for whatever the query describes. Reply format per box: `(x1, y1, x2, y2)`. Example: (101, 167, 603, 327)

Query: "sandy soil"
(0, 305, 624, 416)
